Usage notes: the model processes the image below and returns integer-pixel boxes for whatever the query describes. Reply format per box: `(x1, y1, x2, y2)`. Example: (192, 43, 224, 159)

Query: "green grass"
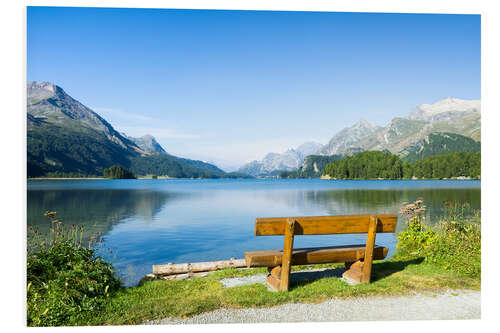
(76, 256, 479, 326)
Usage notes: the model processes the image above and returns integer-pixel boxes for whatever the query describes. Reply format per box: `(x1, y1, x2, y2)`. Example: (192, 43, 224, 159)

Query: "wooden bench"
(244, 214, 397, 291)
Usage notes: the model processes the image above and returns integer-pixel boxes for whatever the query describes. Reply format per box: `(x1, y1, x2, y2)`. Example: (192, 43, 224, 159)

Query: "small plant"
(441, 200, 477, 223)
(28, 212, 103, 254)
(27, 212, 121, 326)
(396, 199, 480, 278)
(397, 199, 436, 256)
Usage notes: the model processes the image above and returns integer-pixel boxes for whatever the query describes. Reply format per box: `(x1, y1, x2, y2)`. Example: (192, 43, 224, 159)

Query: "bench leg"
(279, 219, 296, 291)
(361, 215, 378, 283)
(342, 260, 364, 284)
(266, 266, 281, 291)
(342, 215, 378, 284)
(344, 261, 355, 269)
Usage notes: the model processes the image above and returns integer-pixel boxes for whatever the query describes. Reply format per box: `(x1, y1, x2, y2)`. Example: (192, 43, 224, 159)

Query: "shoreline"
(28, 177, 480, 181)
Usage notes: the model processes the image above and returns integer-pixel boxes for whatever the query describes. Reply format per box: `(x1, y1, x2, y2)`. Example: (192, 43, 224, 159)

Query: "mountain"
(296, 142, 324, 157)
(293, 154, 344, 178)
(318, 119, 381, 155)
(27, 81, 231, 178)
(319, 97, 480, 157)
(124, 134, 166, 154)
(408, 97, 480, 122)
(28, 81, 143, 154)
(398, 132, 481, 163)
(237, 141, 323, 177)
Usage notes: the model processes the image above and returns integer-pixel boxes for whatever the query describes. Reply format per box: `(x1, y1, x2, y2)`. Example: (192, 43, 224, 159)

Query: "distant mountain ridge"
(27, 81, 233, 178)
(317, 97, 480, 157)
(408, 97, 480, 122)
(237, 141, 323, 177)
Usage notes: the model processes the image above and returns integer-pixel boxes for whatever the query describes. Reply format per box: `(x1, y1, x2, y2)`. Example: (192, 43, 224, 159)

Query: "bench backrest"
(254, 214, 398, 236)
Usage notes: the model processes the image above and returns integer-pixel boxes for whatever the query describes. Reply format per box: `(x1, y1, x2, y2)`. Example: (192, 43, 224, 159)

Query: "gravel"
(144, 269, 480, 324)
(219, 267, 345, 289)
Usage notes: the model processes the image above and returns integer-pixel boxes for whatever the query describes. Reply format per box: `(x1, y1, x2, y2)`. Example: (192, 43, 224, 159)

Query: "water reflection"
(27, 189, 175, 238)
(302, 188, 480, 224)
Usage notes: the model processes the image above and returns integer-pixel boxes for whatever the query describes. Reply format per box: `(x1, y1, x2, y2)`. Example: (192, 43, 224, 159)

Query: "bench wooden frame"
(244, 214, 398, 291)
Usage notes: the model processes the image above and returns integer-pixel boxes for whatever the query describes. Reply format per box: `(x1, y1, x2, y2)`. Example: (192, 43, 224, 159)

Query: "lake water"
(27, 179, 480, 286)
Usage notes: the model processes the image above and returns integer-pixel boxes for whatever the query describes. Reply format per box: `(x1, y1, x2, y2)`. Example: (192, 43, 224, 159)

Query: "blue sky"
(27, 7, 480, 170)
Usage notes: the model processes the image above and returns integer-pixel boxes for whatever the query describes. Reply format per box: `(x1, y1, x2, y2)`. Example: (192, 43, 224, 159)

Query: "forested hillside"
(323, 151, 480, 179)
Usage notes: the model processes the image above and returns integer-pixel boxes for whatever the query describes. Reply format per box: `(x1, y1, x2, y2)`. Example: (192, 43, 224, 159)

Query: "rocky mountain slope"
(124, 134, 166, 154)
(318, 119, 382, 156)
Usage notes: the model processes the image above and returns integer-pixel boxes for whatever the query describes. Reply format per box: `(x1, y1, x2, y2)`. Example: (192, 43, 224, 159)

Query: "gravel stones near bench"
(220, 267, 345, 289)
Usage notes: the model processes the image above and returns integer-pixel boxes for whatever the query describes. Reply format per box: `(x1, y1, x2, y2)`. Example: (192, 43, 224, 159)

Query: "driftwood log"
(152, 258, 246, 276)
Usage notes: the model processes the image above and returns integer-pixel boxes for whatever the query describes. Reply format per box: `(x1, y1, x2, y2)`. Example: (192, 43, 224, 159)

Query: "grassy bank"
(28, 201, 481, 326)
(80, 258, 479, 326)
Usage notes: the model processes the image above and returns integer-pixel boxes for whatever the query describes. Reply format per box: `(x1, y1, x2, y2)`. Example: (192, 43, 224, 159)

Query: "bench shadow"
(290, 268, 345, 287)
(370, 257, 424, 282)
(289, 257, 424, 289)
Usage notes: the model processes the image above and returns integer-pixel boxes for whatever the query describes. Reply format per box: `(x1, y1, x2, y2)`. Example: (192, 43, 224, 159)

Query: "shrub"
(27, 212, 121, 326)
(396, 200, 481, 278)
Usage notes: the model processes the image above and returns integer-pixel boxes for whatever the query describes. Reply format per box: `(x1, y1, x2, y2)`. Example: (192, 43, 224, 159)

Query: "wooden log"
(153, 258, 246, 275)
(254, 214, 397, 236)
(279, 218, 296, 291)
(158, 271, 211, 280)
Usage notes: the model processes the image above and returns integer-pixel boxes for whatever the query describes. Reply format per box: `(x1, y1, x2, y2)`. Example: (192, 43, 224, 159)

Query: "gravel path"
(146, 290, 480, 324)
(145, 273, 480, 325)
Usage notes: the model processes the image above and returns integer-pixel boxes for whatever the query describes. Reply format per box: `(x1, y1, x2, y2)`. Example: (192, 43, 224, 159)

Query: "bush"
(396, 200, 481, 278)
(27, 212, 121, 326)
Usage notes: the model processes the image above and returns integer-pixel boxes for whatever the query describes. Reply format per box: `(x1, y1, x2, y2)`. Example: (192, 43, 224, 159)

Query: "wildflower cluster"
(399, 199, 426, 223)
(28, 212, 103, 254)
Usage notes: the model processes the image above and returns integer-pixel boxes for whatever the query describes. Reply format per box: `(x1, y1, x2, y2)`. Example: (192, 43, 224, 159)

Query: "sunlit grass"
(79, 256, 479, 326)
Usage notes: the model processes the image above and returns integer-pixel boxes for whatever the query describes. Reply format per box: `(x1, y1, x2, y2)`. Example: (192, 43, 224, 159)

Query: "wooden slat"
(244, 244, 388, 267)
(254, 214, 397, 236)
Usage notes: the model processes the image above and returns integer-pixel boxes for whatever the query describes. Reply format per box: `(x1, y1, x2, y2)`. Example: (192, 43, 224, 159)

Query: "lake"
(27, 179, 481, 286)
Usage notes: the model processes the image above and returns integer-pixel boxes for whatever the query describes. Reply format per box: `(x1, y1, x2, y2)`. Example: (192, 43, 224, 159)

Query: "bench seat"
(245, 244, 389, 268)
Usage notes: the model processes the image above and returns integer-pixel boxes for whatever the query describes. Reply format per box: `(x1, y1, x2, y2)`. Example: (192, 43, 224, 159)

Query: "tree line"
(323, 151, 480, 179)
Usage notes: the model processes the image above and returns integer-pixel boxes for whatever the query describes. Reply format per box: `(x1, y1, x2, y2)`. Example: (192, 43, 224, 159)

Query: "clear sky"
(27, 7, 480, 171)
